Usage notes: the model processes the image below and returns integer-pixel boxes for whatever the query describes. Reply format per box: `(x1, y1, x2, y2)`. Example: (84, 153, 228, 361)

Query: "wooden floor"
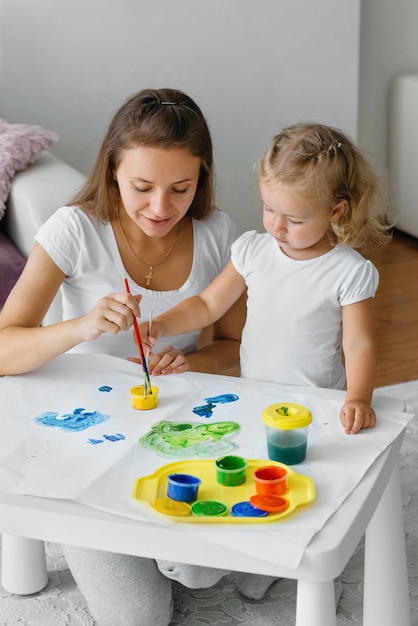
(363, 229, 418, 387)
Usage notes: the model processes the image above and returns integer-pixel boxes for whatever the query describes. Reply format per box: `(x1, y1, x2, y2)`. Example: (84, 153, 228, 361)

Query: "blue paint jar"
(167, 473, 201, 502)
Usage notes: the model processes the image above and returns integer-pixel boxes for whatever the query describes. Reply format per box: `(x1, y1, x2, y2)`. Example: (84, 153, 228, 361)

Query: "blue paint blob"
(192, 402, 216, 418)
(98, 385, 112, 392)
(103, 433, 126, 442)
(192, 394, 239, 418)
(204, 394, 239, 404)
(34, 408, 110, 432)
(88, 439, 104, 445)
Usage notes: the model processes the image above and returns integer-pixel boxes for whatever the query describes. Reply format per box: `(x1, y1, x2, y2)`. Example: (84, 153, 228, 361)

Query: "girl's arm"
(142, 260, 246, 367)
(151, 291, 247, 376)
(144, 292, 246, 376)
(188, 290, 247, 375)
(0, 243, 140, 375)
(340, 298, 378, 434)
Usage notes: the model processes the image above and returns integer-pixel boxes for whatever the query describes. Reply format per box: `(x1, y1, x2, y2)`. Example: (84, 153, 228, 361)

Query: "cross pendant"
(145, 267, 153, 286)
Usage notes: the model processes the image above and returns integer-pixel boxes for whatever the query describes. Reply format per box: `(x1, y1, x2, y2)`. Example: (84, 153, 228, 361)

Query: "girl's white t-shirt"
(231, 231, 379, 390)
(35, 206, 239, 359)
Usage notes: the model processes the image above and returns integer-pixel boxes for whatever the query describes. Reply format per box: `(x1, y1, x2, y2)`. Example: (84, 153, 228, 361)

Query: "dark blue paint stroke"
(204, 394, 239, 404)
(192, 394, 240, 419)
(98, 385, 112, 392)
(192, 402, 216, 418)
(103, 433, 126, 442)
(34, 408, 110, 432)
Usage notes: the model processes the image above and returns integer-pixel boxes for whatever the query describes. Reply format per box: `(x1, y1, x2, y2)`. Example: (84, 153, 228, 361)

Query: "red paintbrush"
(124, 278, 153, 395)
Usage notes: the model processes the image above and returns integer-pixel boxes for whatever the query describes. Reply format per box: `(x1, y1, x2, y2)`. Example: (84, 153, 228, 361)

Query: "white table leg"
(364, 461, 411, 626)
(1, 534, 48, 595)
(296, 579, 336, 626)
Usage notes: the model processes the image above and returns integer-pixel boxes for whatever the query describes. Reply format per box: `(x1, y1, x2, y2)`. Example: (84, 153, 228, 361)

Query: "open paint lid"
(153, 498, 191, 516)
(249, 494, 289, 513)
(230, 501, 268, 517)
(191, 500, 228, 517)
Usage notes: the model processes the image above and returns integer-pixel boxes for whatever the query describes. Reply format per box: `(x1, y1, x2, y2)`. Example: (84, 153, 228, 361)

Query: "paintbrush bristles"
(146, 309, 153, 367)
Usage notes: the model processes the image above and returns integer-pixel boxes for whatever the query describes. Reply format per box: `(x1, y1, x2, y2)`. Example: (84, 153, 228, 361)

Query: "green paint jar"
(215, 455, 247, 486)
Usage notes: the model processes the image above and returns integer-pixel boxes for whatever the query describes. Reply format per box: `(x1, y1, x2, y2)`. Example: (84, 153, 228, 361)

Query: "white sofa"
(389, 74, 418, 239)
(3, 151, 86, 325)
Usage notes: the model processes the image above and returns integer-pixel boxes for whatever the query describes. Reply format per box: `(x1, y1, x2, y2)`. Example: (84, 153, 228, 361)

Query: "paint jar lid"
(230, 501, 268, 517)
(153, 498, 191, 516)
(249, 494, 289, 513)
(262, 402, 312, 430)
(191, 500, 228, 517)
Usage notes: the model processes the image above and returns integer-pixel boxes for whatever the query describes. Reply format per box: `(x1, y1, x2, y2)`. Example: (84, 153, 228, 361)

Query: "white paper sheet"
(0, 353, 413, 568)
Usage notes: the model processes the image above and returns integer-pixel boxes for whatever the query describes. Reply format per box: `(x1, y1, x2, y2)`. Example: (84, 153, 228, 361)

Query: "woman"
(0, 88, 247, 625)
(0, 88, 245, 376)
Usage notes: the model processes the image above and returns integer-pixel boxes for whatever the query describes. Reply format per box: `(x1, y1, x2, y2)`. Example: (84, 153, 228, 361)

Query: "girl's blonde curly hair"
(259, 122, 393, 249)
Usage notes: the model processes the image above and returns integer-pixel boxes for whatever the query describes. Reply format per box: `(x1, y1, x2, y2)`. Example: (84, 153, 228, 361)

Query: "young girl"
(143, 122, 392, 437)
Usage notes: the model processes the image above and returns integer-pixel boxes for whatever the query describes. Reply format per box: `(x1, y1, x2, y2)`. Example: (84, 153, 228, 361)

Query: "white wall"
(0, 0, 360, 233)
(358, 0, 418, 170)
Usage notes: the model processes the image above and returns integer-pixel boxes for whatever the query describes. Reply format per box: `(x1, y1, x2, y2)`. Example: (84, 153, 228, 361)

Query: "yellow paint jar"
(130, 385, 159, 410)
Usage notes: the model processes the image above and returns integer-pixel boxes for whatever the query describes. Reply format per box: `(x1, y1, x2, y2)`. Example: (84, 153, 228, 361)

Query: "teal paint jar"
(262, 403, 312, 465)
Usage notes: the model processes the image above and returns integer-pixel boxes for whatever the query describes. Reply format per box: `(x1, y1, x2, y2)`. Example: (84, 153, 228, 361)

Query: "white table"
(0, 359, 412, 626)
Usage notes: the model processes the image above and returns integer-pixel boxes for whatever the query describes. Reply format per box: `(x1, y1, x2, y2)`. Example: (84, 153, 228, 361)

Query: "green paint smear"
(140, 421, 240, 458)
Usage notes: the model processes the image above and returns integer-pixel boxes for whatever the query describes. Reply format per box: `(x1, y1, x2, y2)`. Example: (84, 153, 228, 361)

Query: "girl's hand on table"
(129, 345, 191, 375)
(78, 292, 141, 342)
(340, 400, 376, 435)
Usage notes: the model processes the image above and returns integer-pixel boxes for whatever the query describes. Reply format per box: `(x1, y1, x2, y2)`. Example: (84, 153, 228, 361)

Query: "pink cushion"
(0, 231, 26, 308)
(0, 119, 58, 219)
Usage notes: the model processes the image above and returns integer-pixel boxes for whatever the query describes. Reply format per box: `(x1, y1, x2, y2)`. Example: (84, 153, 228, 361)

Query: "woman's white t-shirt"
(231, 231, 379, 390)
(36, 206, 239, 359)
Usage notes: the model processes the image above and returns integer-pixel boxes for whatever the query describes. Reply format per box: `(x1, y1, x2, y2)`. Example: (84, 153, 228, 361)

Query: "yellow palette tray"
(131, 459, 315, 523)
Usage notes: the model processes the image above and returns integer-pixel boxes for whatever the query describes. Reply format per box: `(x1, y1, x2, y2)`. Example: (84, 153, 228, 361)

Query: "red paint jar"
(253, 465, 288, 496)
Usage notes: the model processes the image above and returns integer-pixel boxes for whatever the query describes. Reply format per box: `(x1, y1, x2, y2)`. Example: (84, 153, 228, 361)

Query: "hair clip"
(160, 101, 177, 105)
(336, 142, 342, 149)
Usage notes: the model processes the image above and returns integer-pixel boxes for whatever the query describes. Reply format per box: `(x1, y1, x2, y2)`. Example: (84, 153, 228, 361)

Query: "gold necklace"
(116, 208, 180, 286)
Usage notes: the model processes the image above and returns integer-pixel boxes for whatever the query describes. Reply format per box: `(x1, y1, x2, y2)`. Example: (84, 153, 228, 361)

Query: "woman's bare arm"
(0, 243, 139, 375)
